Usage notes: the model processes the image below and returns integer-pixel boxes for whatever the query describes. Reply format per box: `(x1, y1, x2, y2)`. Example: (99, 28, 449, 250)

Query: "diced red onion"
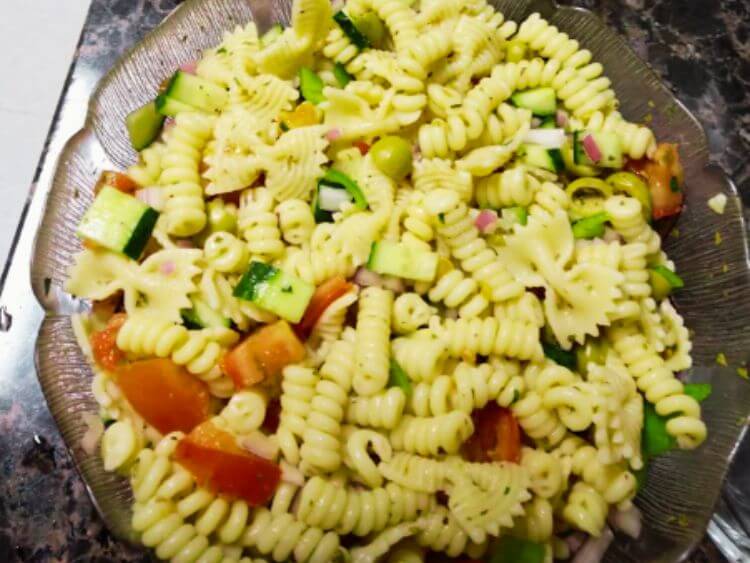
(602, 227, 622, 243)
(608, 505, 642, 539)
(565, 532, 587, 554)
(382, 276, 405, 294)
(280, 461, 305, 486)
(474, 209, 498, 233)
(354, 267, 385, 288)
(240, 432, 278, 460)
(523, 128, 566, 149)
(582, 134, 602, 163)
(175, 239, 195, 249)
(160, 261, 176, 275)
(556, 109, 569, 127)
(80, 413, 104, 456)
(135, 186, 165, 210)
(326, 128, 342, 141)
(572, 526, 614, 563)
(179, 60, 198, 74)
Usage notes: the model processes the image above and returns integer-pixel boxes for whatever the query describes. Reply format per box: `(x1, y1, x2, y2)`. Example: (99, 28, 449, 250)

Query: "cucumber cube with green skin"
(367, 241, 438, 282)
(573, 130, 624, 169)
(163, 70, 229, 113)
(234, 262, 315, 323)
(77, 186, 159, 260)
(155, 94, 195, 117)
(126, 101, 165, 151)
(519, 144, 563, 173)
(510, 87, 557, 116)
(182, 297, 230, 329)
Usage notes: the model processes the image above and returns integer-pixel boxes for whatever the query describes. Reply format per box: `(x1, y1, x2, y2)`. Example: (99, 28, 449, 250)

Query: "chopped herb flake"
(715, 231, 723, 245)
(716, 352, 728, 367)
(738, 367, 748, 380)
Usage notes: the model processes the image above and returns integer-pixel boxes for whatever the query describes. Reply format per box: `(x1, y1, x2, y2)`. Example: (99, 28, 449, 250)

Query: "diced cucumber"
(510, 87, 557, 117)
(333, 62, 353, 87)
(163, 70, 228, 113)
(182, 297, 230, 329)
(77, 186, 159, 260)
(649, 265, 684, 300)
(367, 241, 438, 282)
(519, 144, 563, 173)
(260, 24, 284, 48)
(299, 67, 325, 105)
(155, 93, 195, 117)
(312, 169, 368, 223)
(234, 262, 315, 323)
(573, 130, 623, 169)
(501, 206, 528, 228)
(126, 101, 165, 151)
(333, 11, 370, 50)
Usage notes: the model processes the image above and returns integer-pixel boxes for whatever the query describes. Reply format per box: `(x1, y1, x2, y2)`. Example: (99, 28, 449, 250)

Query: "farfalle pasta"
(68, 1, 707, 561)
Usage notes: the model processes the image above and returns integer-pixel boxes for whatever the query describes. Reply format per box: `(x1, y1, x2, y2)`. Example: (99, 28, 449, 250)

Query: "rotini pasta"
(73, 2, 705, 560)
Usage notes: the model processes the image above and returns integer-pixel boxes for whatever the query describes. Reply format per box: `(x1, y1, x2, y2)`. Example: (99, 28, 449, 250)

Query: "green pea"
(207, 199, 237, 234)
(352, 12, 386, 48)
(506, 39, 528, 63)
(606, 171, 652, 220)
(575, 339, 609, 375)
(371, 136, 413, 180)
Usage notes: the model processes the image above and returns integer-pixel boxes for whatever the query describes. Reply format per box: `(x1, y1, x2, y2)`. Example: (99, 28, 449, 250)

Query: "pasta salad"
(66, 1, 709, 561)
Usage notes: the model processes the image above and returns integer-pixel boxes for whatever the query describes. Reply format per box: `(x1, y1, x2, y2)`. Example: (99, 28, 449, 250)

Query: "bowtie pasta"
(67, 1, 707, 561)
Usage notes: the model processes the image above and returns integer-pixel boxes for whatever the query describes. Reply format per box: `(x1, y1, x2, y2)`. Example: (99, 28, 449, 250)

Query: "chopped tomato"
(353, 140, 370, 155)
(625, 143, 684, 220)
(463, 404, 521, 464)
(293, 276, 354, 340)
(115, 359, 211, 434)
(96, 171, 140, 193)
(175, 420, 281, 506)
(222, 321, 306, 390)
(90, 313, 127, 370)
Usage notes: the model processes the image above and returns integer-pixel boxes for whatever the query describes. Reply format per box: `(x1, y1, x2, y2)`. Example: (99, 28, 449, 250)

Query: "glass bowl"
(29, 0, 750, 560)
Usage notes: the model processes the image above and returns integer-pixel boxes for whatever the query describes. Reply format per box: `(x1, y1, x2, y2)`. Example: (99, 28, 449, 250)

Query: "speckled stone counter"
(0, 0, 747, 561)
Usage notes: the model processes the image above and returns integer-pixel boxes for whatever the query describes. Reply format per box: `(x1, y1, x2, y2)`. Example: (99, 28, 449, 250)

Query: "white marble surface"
(0, 0, 90, 267)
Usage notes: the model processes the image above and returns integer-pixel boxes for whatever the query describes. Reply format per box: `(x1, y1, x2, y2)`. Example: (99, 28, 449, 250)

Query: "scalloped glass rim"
(28, 0, 750, 560)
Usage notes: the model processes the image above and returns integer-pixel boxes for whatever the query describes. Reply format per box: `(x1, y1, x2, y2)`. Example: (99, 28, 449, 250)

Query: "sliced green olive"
(371, 136, 413, 180)
(566, 177, 612, 221)
(575, 338, 609, 375)
(606, 171, 652, 220)
(352, 12, 386, 48)
(561, 138, 601, 178)
(506, 39, 528, 63)
(207, 199, 238, 234)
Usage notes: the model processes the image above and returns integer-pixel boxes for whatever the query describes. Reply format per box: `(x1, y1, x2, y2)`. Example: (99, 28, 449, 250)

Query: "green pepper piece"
(607, 171, 652, 220)
(388, 360, 413, 396)
(320, 169, 368, 209)
(490, 536, 546, 563)
(649, 265, 684, 300)
(683, 383, 712, 403)
(642, 402, 677, 459)
(542, 341, 577, 370)
(299, 67, 325, 105)
(572, 211, 609, 239)
(333, 62, 353, 87)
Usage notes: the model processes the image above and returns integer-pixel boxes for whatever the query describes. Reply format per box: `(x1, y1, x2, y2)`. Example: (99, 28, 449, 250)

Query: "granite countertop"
(0, 0, 748, 561)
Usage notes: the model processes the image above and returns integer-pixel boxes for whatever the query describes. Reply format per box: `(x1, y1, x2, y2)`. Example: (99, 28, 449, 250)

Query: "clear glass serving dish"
(29, 0, 750, 560)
